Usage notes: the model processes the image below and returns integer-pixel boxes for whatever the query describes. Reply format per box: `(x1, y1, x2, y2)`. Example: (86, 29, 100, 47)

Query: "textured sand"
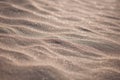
(0, 0, 120, 80)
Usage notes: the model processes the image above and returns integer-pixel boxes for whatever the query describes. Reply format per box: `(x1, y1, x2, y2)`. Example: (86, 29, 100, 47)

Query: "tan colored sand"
(0, 0, 120, 80)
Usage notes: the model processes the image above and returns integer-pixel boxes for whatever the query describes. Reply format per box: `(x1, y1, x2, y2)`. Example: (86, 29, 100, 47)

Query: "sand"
(0, 0, 120, 80)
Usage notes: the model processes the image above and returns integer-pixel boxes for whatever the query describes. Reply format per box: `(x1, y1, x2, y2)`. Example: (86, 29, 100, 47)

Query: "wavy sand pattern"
(0, 0, 120, 80)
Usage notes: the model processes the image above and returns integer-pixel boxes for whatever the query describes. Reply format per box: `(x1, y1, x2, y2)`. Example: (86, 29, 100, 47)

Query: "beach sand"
(0, 0, 120, 80)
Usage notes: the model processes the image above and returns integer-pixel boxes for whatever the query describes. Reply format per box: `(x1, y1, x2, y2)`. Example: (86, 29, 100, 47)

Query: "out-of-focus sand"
(0, 0, 120, 80)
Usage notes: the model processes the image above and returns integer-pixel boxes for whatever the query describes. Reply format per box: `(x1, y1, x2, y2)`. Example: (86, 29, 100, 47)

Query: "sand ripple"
(0, 0, 120, 80)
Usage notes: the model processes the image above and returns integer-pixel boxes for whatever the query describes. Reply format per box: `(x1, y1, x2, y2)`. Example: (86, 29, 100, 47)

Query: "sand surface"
(0, 0, 120, 80)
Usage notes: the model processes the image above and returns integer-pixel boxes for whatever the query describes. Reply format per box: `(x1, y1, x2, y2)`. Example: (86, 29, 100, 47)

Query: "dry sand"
(0, 0, 120, 80)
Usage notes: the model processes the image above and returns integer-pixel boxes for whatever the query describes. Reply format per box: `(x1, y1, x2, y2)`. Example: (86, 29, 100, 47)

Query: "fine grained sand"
(0, 0, 120, 80)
